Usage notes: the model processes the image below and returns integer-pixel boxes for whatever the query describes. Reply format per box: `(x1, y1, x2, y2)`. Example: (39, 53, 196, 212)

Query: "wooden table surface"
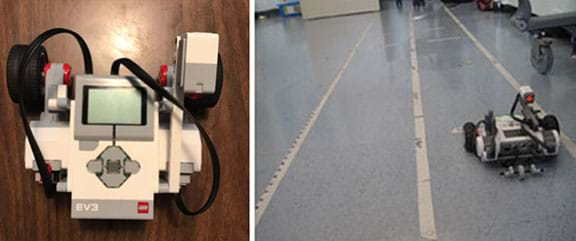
(0, 1, 249, 240)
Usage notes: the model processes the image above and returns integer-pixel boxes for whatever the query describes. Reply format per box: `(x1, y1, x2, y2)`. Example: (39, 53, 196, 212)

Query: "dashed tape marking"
(255, 23, 374, 225)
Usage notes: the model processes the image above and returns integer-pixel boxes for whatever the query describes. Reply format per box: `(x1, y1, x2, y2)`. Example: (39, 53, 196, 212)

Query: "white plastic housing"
(176, 32, 219, 94)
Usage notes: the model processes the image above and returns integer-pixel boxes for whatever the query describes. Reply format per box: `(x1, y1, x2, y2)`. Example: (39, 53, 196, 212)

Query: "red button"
(137, 202, 149, 214)
(63, 63, 72, 86)
(190, 93, 202, 100)
(159, 64, 168, 87)
(38, 162, 52, 184)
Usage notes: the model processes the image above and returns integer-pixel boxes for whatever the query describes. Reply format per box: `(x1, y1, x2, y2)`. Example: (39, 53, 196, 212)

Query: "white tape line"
(443, 5, 576, 160)
(413, 14, 428, 21)
(255, 23, 374, 225)
(442, 7, 521, 90)
(410, 11, 438, 241)
(451, 127, 463, 134)
(426, 26, 447, 32)
(427, 36, 462, 43)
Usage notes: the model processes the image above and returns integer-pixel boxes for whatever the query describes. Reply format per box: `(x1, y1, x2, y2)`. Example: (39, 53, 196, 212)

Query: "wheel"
(6, 44, 48, 113)
(515, 20, 528, 31)
(477, 0, 491, 11)
(463, 122, 477, 153)
(184, 54, 223, 110)
(477, 0, 485, 10)
(493, 2, 500, 12)
(541, 114, 559, 131)
(510, 18, 528, 32)
(530, 43, 554, 75)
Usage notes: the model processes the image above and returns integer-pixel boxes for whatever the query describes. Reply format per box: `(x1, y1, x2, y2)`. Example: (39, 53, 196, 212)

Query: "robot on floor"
(463, 86, 560, 178)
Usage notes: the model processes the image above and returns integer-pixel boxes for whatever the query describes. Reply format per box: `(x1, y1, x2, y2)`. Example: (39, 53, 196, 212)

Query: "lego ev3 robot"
(6, 28, 223, 219)
(463, 86, 560, 178)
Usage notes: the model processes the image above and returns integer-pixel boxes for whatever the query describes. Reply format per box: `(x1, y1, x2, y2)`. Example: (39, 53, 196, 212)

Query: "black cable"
(110, 58, 220, 216)
(508, 93, 554, 152)
(521, 124, 554, 152)
(476, 120, 485, 129)
(16, 28, 93, 197)
(509, 94, 525, 124)
(112, 125, 117, 146)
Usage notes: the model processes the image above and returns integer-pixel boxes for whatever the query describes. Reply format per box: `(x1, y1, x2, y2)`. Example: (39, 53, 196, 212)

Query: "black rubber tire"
(6, 45, 25, 103)
(542, 114, 560, 131)
(6, 44, 48, 113)
(477, 0, 484, 11)
(463, 122, 477, 153)
(184, 54, 224, 110)
(530, 43, 553, 75)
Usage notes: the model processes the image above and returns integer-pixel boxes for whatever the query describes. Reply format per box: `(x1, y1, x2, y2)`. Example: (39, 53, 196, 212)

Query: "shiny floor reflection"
(256, 1, 576, 241)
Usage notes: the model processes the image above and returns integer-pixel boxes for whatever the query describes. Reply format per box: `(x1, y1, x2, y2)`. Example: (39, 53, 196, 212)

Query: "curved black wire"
(509, 94, 525, 124)
(509, 94, 554, 151)
(17, 28, 93, 197)
(110, 58, 220, 216)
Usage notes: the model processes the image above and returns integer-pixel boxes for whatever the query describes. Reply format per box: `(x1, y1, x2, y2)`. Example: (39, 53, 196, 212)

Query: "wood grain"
(0, 0, 249, 240)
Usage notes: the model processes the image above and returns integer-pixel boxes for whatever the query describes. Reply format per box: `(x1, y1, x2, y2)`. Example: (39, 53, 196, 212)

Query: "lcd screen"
(83, 87, 146, 125)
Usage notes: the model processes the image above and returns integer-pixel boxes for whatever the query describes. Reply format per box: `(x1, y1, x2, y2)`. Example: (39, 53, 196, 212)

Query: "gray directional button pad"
(87, 146, 140, 188)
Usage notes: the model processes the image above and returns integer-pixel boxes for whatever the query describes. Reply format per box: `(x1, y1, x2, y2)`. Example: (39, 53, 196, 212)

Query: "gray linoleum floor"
(256, 1, 576, 240)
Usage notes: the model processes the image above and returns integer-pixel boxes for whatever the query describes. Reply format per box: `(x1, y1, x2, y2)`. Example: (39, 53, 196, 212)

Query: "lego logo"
(137, 202, 149, 214)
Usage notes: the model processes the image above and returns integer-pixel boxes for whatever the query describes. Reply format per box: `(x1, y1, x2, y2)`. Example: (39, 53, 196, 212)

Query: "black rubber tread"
(541, 114, 560, 131)
(477, 0, 485, 11)
(463, 122, 477, 153)
(6, 44, 48, 113)
(6, 45, 26, 103)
